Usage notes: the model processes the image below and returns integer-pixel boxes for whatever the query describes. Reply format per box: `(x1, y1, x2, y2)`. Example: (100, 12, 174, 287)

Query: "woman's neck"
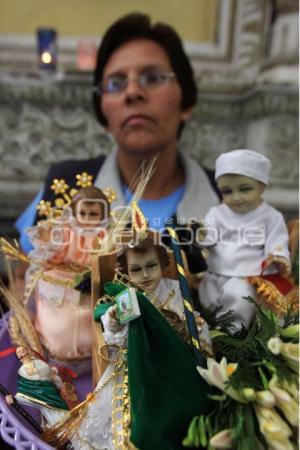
(117, 148, 185, 199)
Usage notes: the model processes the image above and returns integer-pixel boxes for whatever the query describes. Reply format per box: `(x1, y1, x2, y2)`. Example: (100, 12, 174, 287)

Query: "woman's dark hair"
(93, 12, 197, 128)
(116, 237, 170, 274)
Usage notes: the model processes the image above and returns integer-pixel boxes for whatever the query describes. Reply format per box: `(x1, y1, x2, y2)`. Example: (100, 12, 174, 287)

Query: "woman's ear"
(180, 106, 194, 122)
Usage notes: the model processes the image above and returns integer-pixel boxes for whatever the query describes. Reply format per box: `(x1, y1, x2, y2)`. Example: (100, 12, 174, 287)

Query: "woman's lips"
(123, 114, 153, 127)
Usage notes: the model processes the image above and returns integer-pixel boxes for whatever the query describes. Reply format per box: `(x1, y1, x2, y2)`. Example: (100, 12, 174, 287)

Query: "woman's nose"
(125, 77, 146, 103)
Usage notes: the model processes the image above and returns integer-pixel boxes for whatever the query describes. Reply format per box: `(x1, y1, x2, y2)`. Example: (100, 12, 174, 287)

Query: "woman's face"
(126, 246, 162, 292)
(100, 38, 192, 155)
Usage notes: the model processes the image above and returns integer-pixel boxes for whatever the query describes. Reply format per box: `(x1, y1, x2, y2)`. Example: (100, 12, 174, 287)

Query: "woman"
(16, 13, 219, 275)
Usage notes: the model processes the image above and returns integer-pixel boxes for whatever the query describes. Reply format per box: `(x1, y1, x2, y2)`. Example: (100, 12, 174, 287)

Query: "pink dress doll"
(26, 186, 110, 373)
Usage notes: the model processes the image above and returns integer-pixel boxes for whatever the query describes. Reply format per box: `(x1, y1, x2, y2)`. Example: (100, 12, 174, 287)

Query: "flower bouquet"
(183, 301, 299, 450)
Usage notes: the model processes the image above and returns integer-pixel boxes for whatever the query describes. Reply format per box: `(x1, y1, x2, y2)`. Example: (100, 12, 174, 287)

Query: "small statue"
(5, 346, 70, 428)
(198, 149, 291, 330)
(26, 186, 110, 372)
(66, 234, 212, 450)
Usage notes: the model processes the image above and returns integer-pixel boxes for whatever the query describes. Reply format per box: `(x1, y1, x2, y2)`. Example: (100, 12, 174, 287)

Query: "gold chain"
(114, 270, 161, 307)
(40, 274, 76, 288)
(112, 348, 131, 450)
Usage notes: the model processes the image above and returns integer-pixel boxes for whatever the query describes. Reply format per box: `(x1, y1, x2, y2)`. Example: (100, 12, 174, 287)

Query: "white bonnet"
(215, 149, 271, 185)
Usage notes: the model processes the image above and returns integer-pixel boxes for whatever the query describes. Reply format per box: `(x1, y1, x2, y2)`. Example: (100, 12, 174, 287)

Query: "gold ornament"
(102, 187, 117, 204)
(76, 172, 93, 188)
(50, 179, 69, 195)
(54, 198, 66, 209)
(36, 200, 52, 217)
(131, 201, 148, 242)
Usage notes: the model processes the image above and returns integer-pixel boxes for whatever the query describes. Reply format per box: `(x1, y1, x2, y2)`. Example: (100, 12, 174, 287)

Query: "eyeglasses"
(93, 68, 176, 96)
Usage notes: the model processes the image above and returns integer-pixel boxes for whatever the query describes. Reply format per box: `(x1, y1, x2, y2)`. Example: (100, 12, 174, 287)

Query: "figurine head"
(16, 346, 30, 361)
(116, 237, 169, 291)
(70, 186, 110, 228)
(215, 149, 271, 214)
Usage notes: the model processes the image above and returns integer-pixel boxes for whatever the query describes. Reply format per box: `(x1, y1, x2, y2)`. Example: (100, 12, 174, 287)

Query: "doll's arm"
(197, 210, 219, 248)
(263, 212, 291, 275)
(27, 221, 51, 245)
(50, 367, 63, 389)
(101, 305, 128, 346)
(27, 221, 70, 263)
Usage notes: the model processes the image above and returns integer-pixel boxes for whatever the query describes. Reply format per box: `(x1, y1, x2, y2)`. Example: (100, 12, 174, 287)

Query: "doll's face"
(126, 246, 162, 292)
(75, 200, 105, 227)
(217, 174, 265, 214)
(16, 346, 29, 360)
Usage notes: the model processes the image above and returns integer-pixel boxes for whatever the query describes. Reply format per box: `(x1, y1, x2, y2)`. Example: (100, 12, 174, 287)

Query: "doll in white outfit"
(198, 149, 291, 331)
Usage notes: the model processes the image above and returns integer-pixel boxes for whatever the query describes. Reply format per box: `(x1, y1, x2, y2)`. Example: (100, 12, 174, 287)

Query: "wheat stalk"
(0, 279, 44, 357)
(8, 314, 28, 348)
(100, 157, 157, 254)
(0, 237, 30, 263)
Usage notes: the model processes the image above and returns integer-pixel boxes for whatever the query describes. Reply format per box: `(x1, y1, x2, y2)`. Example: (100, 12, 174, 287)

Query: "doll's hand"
(273, 258, 291, 277)
(262, 255, 290, 276)
(51, 367, 63, 388)
(108, 305, 123, 332)
(36, 223, 51, 242)
(5, 395, 14, 405)
(194, 313, 205, 331)
(261, 256, 273, 273)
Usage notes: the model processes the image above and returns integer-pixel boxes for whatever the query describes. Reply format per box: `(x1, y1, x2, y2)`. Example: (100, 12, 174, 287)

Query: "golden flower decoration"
(55, 198, 66, 209)
(51, 179, 69, 194)
(102, 187, 117, 204)
(69, 188, 78, 198)
(76, 172, 93, 188)
(36, 200, 52, 217)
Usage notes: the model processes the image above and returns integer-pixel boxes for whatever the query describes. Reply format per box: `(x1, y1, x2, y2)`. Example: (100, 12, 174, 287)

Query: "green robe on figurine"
(70, 233, 212, 450)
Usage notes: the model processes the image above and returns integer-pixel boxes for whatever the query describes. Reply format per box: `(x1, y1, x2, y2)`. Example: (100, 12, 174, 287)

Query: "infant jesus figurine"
(199, 149, 291, 331)
(66, 235, 213, 450)
(26, 186, 110, 373)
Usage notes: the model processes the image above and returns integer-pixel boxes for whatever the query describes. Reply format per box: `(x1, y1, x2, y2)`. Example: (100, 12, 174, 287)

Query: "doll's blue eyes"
(220, 187, 253, 195)
(129, 262, 159, 273)
(80, 211, 101, 216)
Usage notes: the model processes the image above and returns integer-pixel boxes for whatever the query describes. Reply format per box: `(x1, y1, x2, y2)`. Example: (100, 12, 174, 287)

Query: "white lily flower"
(280, 342, 299, 374)
(277, 396, 299, 427)
(270, 386, 291, 403)
(280, 324, 299, 339)
(197, 357, 247, 403)
(267, 336, 282, 355)
(241, 387, 256, 401)
(255, 405, 293, 450)
(209, 429, 234, 449)
(280, 378, 299, 401)
(256, 390, 276, 407)
(269, 374, 299, 401)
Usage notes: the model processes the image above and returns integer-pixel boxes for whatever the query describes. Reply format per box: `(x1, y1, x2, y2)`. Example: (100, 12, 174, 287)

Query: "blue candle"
(37, 28, 57, 71)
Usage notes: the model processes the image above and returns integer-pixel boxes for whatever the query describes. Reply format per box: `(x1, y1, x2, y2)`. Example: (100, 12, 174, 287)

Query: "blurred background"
(0, 0, 298, 245)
